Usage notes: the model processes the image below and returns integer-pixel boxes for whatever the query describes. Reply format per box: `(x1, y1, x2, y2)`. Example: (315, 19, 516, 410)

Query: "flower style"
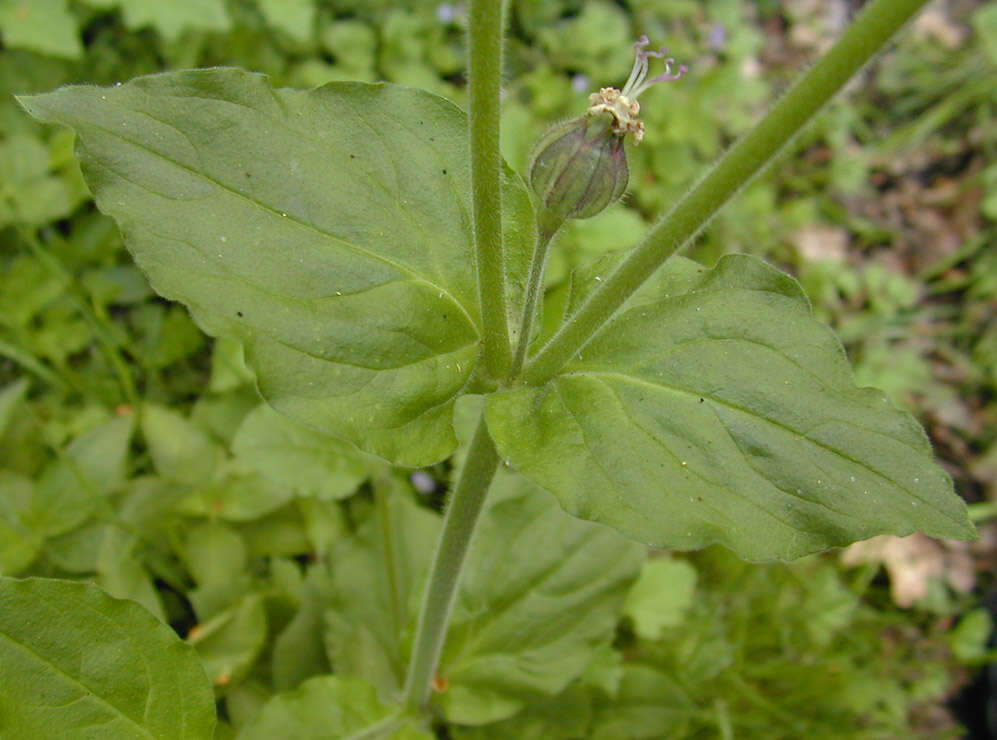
(586, 35, 688, 144)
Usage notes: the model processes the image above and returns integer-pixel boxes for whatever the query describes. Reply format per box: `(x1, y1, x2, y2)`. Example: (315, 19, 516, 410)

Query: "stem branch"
(510, 223, 557, 376)
(523, 0, 929, 385)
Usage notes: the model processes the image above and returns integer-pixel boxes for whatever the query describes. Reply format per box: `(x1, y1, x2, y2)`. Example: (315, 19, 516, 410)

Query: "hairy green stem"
(469, 0, 512, 378)
(401, 413, 500, 711)
(523, 0, 930, 386)
(510, 222, 558, 376)
(398, 0, 509, 719)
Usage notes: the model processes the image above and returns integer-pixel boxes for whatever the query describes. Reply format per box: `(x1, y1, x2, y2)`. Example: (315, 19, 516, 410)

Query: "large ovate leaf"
(0, 577, 216, 738)
(437, 470, 645, 725)
(20, 69, 534, 467)
(487, 255, 974, 560)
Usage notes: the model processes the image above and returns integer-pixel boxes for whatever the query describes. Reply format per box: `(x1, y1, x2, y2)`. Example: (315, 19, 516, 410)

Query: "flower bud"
(528, 35, 687, 234)
(529, 113, 629, 229)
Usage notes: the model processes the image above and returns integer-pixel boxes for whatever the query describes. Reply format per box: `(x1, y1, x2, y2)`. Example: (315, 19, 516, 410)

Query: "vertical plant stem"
(510, 222, 558, 376)
(401, 413, 501, 712)
(469, 0, 512, 378)
(522, 0, 930, 386)
(397, 0, 509, 719)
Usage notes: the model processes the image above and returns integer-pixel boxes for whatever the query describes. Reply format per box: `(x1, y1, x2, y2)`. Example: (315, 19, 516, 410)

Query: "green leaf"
(950, 608, 995, 664)
(179, 521, 251, 620)
(0, 577, 216, 738)
(0, 131, 87, 226)
(325, 482, 441, 697)
(487, 255, 975, 560)
(450, 684, 594, 740)
(437, 471, 645, 725)
(32, 412, 135, 537)
(225, 679, 272, 731)
(232, 402, 369, 500)
(96, 544, 167, 623)
(188, 593, 268, 688)
(177, 464, 295, 521)
(0, 0, 82, 59)
(191, 388, 259, 446)
(0, 472, 42, 573)
(587, 664, 694, 740)
(973, 4, 997, 65)
(622, 557, 697, 641)
(319, 20, 377, 80)
(0, 254, 63, 326)
(271, 565, 333, 691)
(238, 675, 433, 740)
(257, 0, 315, 42)
(82, 0, 231, 41)
(20, 69, 534, 467)
(141, 402, 224, 487)
(0, 377, 29, 439)
(208, 336, 255, 393)
(580, 643, 624, 698)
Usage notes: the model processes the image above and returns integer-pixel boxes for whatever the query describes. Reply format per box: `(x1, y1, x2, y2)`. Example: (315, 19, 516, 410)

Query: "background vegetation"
(1, 0, 994, 737)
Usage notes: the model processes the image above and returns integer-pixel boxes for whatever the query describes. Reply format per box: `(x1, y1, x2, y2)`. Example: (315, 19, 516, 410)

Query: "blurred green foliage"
(1, 0, 994, 737)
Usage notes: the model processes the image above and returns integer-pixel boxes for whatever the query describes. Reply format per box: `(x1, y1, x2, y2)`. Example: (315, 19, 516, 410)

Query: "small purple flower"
(571, 73, 590, 94)
(410, 471, 437, 494)
(709, 24, 727, 51)
(436, 3, 459, 24)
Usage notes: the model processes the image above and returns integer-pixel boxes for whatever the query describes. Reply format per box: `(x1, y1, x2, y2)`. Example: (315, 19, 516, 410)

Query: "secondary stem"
(510, 221, 558, 376)
(469, 0, 512, 378)
(522, 0, 930, 386)
(401, 413, 501, 711)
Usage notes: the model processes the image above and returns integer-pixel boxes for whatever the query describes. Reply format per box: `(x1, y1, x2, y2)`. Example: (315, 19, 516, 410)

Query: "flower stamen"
(586, 34, 688, 144)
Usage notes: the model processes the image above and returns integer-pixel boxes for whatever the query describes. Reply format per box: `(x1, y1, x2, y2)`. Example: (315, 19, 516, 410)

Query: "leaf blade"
(0, 577, 216, 738)
(19, 69, 532, 466)
(438, 471, 645, 725)
(487, 255, 974, 560)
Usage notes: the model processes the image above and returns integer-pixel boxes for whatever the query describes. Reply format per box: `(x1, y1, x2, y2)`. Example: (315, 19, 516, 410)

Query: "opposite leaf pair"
(19, 68, 974, 564)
